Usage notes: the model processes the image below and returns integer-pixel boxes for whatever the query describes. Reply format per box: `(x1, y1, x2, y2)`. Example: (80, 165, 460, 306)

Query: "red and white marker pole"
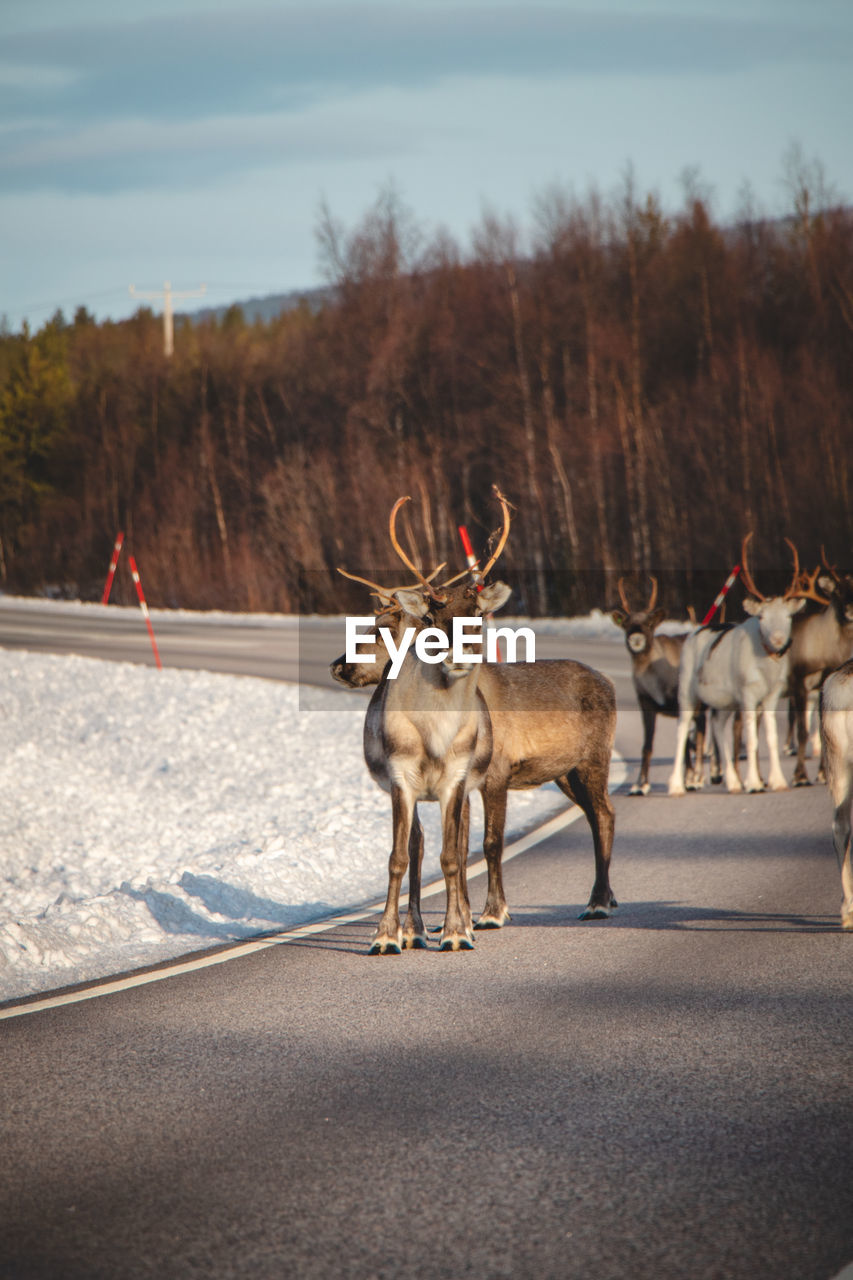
(101, 531, 125, 605)
(128, 556, 163, 670)
(701, 564, 741, 626)
(458, 524, 502, 660)
(457, 525, 481, 584)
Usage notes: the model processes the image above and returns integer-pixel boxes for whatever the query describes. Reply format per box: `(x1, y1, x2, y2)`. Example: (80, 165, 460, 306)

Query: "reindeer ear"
(742, 596, 761, 616)
(479, 581, 512, 613)
(394, 589, 430, 619)
(649, 608, 667, 629)
(817, 574, 837, 596)
(611, 610, 627, 629)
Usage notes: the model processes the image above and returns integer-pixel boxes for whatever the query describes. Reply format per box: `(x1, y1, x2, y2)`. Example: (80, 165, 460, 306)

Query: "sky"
(1, 0, 851, 333)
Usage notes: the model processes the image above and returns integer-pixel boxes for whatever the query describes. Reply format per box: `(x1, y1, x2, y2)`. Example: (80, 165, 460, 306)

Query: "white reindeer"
(819, 658, 853, 931)
(668, 535, 805, 796)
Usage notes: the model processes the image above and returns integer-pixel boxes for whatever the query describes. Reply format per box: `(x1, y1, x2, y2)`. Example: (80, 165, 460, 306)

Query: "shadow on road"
(503, 900, 839, 933)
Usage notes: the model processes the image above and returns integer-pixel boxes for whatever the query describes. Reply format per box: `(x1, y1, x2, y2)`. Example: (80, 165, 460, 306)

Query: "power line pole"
(128, 280, 206, 357)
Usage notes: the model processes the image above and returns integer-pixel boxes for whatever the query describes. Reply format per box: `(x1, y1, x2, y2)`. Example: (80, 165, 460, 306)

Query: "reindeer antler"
(821, 545, 841, 584)
(792, 565, 832, 607)
(389, 497, 446, 602)
(740, 533, 766, 602)
(783, 538, 802, 600)
(336, 563, 447, 611)
(336, 568, 397, 602)
(478, 485, 512, 581)
(617, 574, 657, 614)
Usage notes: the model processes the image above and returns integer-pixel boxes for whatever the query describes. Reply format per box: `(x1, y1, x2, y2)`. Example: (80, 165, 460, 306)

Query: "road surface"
(0, 601, 850, 1280)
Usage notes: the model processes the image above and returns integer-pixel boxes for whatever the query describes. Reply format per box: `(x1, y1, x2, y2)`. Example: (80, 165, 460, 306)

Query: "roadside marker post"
(101, 532, 125, 604)
(457, 525, 481, 583)
(458, 524, 502, 661)
(128, 556, 163, 670)
(701, 564, 742, 626)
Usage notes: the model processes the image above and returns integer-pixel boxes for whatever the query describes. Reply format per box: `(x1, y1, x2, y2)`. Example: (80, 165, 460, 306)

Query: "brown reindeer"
(611, 575, 694, 795)
(355, 490, 513, 953)
(819, 658, 853, 930)
(607, 578, 722, 788)
(333, 504, 617, 934)
(788, 551, 853, 787)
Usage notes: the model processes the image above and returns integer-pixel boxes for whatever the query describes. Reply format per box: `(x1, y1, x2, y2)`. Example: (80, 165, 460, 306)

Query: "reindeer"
(819, 658, 853, 930)
(668, 535, 806, 796)
(788, 552, 853, 787)
(333, 514, 617, 934)
(355, 490, 513, 953)
(611, 576, 696, 794)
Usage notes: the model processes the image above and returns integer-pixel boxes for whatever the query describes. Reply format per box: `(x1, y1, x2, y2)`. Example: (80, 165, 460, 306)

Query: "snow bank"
(0, 650, 573, 1002)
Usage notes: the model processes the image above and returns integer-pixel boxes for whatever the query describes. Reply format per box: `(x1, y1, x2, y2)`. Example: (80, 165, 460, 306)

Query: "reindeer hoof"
(792, 775, 811, 788)
(401, 933, 428, 950)
(668, 784, 686, 797)
(439, 931, 475, 951)
(710, 773, 723, 786)
(841, 911, 853, 932)
(629, 783, 650, 797)
(475, 907, 511, 929)
(579, 904, 613, 920)
(368, 933, 403, 955)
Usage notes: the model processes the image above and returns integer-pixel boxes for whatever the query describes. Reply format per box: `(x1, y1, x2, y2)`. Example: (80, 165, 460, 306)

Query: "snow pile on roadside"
(0, 650, 574, 1003)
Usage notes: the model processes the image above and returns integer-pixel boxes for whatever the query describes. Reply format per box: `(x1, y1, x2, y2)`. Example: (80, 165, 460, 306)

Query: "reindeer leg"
(369, 785, 413, 955)
(476, 784, 511, 928)
(825, 715, 853, 930)
(631, 698, 655, 795)
(809, 691, 822, 761)
(687, 708, 705, 790)
(792, 679, 811, 787)
(815, 685, 828, 783)
(742, 700, 765, 793)
(668, 709, 694, 796)
(716, 709, 742, 792)
(784, 697, 797, 756)
(439, 784, 475, 951)
(459, 795, 471, 914)
(709, 708, 724, 785)
(837, 804, 853, 931)
(402, 808, 427, 949)
(763, 695, 788, 792)
(558, 766, 617, 919)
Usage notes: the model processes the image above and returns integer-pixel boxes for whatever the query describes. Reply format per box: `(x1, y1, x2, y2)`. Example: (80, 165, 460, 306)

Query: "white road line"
(0, 752, 626, 1022)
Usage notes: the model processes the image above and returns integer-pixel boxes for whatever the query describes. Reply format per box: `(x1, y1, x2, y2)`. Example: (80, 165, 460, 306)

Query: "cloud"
(0, 106, 414, 193)
(1, 4, 850, 193)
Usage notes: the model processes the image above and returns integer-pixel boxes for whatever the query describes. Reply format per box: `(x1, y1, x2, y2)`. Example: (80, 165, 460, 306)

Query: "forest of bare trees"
(1, 166, 851, 617)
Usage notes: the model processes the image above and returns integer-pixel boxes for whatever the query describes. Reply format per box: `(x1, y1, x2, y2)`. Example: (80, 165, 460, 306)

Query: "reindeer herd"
(332, 493, 853, 946)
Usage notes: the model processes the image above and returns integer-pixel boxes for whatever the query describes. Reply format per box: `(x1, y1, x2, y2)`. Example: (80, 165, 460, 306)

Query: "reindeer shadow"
(501, 900, 839, 934)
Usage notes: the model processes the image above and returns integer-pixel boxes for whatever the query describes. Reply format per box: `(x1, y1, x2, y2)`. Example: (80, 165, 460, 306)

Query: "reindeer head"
(612, 576, 667, 658)
(813, 548, 853, 629)
(740, 534, 806, 655)
(332, 487, 512, 685)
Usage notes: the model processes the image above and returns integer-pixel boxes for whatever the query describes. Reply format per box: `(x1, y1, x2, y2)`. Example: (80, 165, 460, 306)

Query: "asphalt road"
(1, 603, 851, 1280)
